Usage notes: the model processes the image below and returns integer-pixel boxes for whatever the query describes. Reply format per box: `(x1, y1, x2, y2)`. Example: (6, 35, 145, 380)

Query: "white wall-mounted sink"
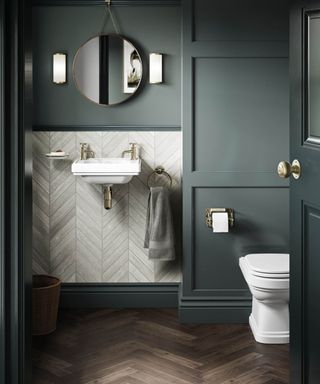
(71, 158, 141, 185)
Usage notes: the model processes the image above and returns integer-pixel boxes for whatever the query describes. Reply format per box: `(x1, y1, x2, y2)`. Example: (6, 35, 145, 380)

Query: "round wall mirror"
(73, 34, 143, 106)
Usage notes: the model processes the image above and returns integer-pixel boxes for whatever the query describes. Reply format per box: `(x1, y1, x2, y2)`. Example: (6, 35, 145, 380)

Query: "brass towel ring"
(147, 166, 172, 189)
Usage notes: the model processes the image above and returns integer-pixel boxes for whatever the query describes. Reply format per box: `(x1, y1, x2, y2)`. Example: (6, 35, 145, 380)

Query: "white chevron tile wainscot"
(77, 132, 103, 158)
(50, 132, 77, 282)
(102, 132, 129, 158)
(76, 132, 103, 282)
(33, 132, 50, 274)
(103, 184, 129, 282)
(76, 178, 103, 282)
(129, 175, 154, 282)
(32, 131, 182, 284)
(102, 133, 130, 282)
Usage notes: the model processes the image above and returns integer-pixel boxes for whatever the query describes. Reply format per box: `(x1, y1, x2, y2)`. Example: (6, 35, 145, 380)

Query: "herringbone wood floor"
(33, 309, 289, 384)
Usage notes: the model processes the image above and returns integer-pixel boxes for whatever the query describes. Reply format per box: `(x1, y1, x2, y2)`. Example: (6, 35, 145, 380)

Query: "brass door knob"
(277, 159, 301, 180)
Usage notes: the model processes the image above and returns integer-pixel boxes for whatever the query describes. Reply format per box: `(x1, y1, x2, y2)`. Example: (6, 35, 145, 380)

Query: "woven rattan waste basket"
(32, 275, 61, 336)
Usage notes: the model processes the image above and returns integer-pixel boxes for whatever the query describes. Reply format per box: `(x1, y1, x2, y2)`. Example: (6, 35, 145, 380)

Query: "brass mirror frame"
(72, 33, 143, 107)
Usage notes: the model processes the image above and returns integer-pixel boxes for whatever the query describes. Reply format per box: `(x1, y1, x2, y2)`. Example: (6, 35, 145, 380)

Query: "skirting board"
(60, 283, 179, 309)
(179, 298, 252, 324)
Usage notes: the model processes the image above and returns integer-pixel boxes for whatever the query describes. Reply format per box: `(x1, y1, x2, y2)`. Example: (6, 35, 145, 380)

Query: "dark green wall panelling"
(194, 58, 289, 173)
(33, 6, 181, 127)
(194, 0, 289, 42)
(194, 188, 289, 291)
(180, 0, 290, 323)
(33, 124, 181, 131)
(33, 1, 180, 5)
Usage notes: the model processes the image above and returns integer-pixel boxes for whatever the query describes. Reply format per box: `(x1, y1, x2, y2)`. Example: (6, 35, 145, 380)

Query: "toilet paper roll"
(212, 212, 229, 233)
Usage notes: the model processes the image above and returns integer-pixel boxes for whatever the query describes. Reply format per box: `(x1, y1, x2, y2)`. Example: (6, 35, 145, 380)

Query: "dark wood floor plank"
(33, 309, 289, 383)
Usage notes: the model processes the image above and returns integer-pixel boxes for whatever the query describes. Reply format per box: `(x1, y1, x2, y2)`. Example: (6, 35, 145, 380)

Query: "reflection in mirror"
(73, 34, 143, 106)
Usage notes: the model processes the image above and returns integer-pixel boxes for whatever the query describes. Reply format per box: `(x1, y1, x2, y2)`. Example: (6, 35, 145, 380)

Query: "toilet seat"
(239, 254, 289, 290)
(245, 253, 289, 276)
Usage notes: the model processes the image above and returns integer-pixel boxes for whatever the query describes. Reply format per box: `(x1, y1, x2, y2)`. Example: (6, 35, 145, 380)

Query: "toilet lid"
(245, 253, 289, 277)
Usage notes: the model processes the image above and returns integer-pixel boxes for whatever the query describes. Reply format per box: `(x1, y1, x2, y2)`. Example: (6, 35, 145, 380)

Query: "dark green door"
(283, 2, 320, 383)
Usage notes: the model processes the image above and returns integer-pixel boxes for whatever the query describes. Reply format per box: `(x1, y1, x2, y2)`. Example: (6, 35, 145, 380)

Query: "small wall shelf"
(45, 153, 70, 160)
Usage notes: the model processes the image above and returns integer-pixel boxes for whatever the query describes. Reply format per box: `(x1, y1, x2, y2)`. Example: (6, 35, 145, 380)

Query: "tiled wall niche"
(33, 131, 182, 283)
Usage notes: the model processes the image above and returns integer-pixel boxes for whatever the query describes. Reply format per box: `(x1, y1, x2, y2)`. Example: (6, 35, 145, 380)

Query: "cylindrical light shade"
(149, 53, 162, 84)
(53, 53, 66, 84)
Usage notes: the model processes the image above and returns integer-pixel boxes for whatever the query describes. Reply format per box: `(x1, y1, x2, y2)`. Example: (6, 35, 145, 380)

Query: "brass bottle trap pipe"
(104, 186, 112, 210)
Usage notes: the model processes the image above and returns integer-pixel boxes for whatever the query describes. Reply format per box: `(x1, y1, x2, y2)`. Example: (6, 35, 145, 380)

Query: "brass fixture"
(205, 208, 234, 229)
(277, 159, 301, 180)
(122, 143, 138, 160)
(147, 166, 172, 189)
(104, 186, 112, 210)
(80, 143, 95, 160)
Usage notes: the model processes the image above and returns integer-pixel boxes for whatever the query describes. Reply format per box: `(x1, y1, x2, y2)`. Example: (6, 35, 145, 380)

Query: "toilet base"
(249, 315, 289, 344)
(249, 297, 289, 344)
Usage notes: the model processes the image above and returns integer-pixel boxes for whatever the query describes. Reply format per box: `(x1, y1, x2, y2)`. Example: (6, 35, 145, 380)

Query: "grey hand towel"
(144, 186, 175, 260)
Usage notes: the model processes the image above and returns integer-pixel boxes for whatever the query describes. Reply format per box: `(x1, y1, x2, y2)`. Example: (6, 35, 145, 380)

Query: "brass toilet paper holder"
(205, 208, 235, 229)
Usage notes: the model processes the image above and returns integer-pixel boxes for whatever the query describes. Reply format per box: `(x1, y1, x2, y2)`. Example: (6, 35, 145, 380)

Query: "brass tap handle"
(129, 143, 138, 160)
(80, 143, 87, 160)
(277, 159, 301, 180)
(122, 143, 139, 160)
(79, 143, 95, 160)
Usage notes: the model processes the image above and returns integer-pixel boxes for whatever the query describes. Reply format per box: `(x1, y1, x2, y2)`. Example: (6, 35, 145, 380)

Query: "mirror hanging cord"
(100, 0, 120, 35)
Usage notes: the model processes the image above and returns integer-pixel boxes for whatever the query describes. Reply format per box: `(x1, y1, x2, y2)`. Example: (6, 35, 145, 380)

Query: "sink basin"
(71, 158, 141, 185)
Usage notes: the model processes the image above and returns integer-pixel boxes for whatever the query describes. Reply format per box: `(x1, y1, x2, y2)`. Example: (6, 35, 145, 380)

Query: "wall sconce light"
(53, 53, 67, 84)
(149, 53, 163, 84)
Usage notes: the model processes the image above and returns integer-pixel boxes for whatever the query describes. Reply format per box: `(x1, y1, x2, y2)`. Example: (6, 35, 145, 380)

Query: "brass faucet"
(122, 143, 138, 160)
(80, 143, 95, 160)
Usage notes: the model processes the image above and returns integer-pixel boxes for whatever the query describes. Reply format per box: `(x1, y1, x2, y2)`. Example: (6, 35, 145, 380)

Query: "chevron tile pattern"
(129, 132, 155, 282)
(76, 132, 103, 158)
(32, 131, 182, 283)
(102, 133, 130, 282)
(154, 132, 181, 192)
(76, 177, 103, 282)
(75, 133, 103, 282)
(33, 309, 289, 384)
(49, 132, 77, 282)
(103, 184, 129, 282)
(33, 132, 50, 274)
(102, 132, 129, 158)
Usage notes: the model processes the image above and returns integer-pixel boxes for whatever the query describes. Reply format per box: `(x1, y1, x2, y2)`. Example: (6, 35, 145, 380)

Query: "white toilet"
(239, 253, 289, 344)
